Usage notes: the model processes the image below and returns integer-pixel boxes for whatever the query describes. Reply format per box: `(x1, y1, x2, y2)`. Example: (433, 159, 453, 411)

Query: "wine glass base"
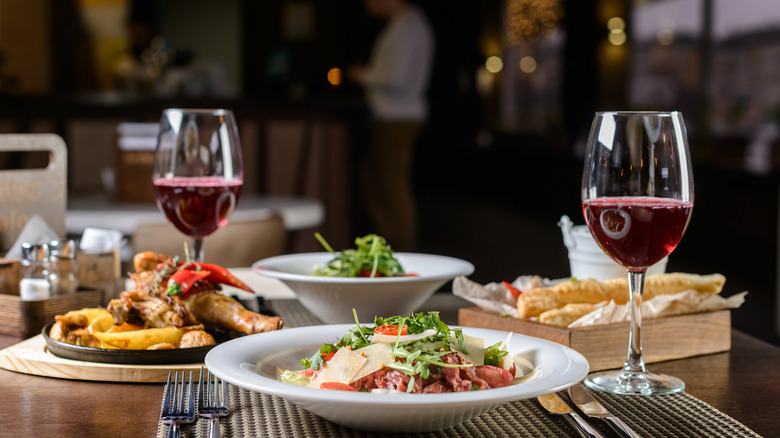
(584, 369, 685, 396)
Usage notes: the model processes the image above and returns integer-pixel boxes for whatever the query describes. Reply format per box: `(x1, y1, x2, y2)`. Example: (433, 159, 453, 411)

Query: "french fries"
(93, 327, 185, 350)
(87, 313, 115, 334)
(50, 307, 214, 350)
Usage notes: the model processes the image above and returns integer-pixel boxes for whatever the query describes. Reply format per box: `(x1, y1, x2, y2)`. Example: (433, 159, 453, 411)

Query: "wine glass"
(581, 111, 694, 395)
(152, 108, 244, 262)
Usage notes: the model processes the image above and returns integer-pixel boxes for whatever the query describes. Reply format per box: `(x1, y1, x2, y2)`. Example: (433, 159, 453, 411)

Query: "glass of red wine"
(581, 111, 694, 395)
(152, 109, 243, 262)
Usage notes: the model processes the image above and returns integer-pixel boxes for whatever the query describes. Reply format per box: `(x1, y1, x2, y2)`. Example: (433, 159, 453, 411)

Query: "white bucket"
(559, 215, 668, 281)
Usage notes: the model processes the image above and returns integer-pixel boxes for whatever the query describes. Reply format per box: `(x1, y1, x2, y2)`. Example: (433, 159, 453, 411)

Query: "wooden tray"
(0, 335, 202, 382)
(458, 306, 731, 371)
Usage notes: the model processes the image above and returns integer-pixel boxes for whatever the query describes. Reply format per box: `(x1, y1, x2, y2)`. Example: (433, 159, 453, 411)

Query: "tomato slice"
(374, 323, 408, 336)
(320, 381, 357, 391)
(357, 269, 383, 277)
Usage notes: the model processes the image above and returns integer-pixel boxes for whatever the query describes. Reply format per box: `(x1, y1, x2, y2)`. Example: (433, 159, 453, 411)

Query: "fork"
(199, 367, 231, 438)
(161, 371, 196, 438)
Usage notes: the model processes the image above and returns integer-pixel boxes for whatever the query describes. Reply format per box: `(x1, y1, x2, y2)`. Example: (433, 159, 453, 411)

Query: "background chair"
(131, 214, 287, 268)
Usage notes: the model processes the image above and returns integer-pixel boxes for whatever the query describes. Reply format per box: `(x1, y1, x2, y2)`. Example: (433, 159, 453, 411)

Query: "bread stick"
(517, 273, 726, 318)
(539, 303, 597, 326)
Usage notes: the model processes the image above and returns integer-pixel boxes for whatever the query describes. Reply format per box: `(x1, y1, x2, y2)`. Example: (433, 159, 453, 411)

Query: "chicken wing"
(181, 290, 282, 335)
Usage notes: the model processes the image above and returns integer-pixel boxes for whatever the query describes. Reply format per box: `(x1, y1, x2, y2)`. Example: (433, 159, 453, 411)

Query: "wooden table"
(1, 319, 778, 436)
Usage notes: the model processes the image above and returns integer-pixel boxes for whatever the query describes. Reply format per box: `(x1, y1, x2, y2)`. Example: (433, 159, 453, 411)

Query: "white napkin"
(5, 214, 60, 258)
(452, 275, 565, 318)
(79, 227, 123, 254)
(568, 290, 747, 327)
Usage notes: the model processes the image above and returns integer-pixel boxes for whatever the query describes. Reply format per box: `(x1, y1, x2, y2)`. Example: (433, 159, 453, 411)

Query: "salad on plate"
(277, 311, 538, 393)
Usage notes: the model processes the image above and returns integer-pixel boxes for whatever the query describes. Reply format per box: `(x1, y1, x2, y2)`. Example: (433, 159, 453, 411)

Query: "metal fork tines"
(161, 371, 196, 438)
(199, 367, 231, 438)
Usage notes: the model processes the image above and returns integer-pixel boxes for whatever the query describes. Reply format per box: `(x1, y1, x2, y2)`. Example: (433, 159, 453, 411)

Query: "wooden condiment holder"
(0, 258, 20, 295)
(0, 288, 104, 338)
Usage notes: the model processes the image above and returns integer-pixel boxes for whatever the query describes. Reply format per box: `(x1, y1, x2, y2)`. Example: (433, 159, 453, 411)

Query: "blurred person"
(348, 0, 434, 252)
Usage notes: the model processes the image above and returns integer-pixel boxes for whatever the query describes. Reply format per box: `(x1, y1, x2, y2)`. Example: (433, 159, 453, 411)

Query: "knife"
(569, 384, 641, 438)
(537, 392, 604, 438)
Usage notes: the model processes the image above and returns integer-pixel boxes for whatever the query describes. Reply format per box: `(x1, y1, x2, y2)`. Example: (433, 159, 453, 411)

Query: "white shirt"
(361, 5, 434, 121)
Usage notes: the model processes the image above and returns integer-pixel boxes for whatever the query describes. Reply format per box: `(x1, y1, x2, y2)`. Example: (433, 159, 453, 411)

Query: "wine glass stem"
(624, 268, 648, 374)
(191, 238, 204, 263)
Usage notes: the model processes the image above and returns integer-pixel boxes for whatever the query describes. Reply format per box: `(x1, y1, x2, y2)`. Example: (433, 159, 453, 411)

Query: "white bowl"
(205, 324, 589, 433)
(252, 252, 475, 323)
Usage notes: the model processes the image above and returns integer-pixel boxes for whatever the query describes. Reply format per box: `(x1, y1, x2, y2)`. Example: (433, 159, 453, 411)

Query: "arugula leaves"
(302, 343, 340, 370)
(483, 342, 509, 367)
(374, 311, 450, 336)
(313, 233, 405, 277)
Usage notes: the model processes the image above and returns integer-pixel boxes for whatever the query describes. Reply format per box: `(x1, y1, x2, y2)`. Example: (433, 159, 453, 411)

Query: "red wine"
(153, 177, 242, 238)
(582, 197, 693, 269)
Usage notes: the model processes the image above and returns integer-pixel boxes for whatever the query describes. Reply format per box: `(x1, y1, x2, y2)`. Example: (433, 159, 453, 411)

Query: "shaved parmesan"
(350, 342, 394, 382)
(450, 333, 484, 366)
(306, 347, 367, 388)
(500, 332, 514, 372)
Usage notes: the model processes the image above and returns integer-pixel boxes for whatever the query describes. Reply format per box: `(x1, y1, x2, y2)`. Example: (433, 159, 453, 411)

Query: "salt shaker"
(19, 243, 51, 300)
(45, 239, 79, 295)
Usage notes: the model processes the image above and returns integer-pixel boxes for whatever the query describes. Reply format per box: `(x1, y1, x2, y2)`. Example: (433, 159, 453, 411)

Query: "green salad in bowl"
(313, 233, 407, 278)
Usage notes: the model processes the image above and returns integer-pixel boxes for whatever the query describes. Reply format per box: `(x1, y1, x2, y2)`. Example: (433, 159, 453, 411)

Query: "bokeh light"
(485, 56, 504, 73)
(327, 68, 343, 86)
(519, 56, 537, 73)
(607, 16, 627, 46)
(607, 17, 625, 32)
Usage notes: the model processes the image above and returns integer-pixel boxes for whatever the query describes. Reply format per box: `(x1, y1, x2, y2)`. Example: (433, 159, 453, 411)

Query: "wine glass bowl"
(581, 111, 694, 396)
(152, 109, 244, 261)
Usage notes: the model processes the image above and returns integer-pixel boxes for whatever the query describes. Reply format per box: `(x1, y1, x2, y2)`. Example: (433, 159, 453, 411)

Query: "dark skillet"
(41, 322, 216, 365)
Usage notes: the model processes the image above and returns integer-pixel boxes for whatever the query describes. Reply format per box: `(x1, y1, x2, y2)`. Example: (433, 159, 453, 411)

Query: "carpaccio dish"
(276, 311, 539, 393)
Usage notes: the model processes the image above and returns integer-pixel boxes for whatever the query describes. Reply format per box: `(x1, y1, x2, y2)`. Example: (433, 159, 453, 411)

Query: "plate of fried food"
(42, 251, 283, 365)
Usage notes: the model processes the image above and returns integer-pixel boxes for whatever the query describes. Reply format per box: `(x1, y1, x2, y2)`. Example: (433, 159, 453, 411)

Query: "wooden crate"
(0, 289, 104, 337)
(458, 306, 731, 371)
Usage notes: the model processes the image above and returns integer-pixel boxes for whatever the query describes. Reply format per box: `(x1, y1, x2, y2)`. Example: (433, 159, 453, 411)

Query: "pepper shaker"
(45, 239, 79, 295)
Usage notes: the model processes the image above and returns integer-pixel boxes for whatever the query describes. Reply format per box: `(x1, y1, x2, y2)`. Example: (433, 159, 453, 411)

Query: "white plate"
(205, 324, 589, 433)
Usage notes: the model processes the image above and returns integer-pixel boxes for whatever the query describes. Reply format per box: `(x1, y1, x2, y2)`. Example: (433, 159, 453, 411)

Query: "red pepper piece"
(197, 262, 255, 293)
(502, 281, 523, 299)
(167, 269, 210, 296)
(157, 260, 255, 293)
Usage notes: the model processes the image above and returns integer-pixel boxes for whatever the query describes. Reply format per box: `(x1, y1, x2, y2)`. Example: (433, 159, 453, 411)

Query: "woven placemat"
(156, 384, 760, 438)
(155, 296, 761, 437)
